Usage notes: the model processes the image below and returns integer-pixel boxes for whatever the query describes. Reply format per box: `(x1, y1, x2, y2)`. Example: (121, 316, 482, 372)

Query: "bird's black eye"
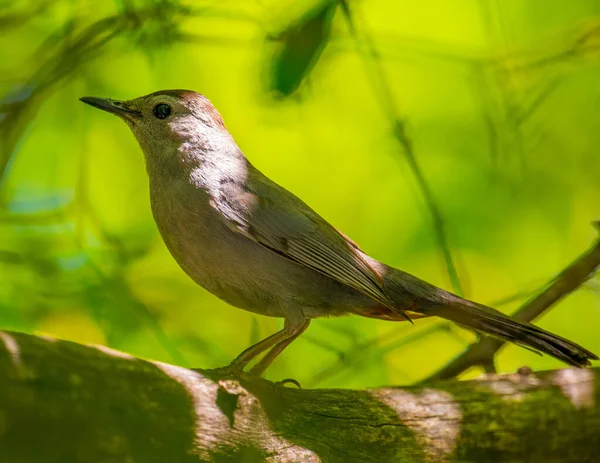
(153, 103, 171, 119)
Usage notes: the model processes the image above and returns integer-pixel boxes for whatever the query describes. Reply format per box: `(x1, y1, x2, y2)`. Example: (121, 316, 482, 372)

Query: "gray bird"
(80, 90, 597, 376)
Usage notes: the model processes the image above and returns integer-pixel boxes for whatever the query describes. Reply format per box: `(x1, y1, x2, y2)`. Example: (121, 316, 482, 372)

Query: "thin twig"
(426, 227, 600, 381)
(309, 323, 448, 387)
(337, 0, 464, 296)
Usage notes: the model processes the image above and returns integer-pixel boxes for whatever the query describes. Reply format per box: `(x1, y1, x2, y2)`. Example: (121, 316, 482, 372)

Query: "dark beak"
(79, 96, 142, 120)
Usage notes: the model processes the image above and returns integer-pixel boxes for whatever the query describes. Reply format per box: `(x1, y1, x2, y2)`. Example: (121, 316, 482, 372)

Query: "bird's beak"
(79, 96, 142, 121)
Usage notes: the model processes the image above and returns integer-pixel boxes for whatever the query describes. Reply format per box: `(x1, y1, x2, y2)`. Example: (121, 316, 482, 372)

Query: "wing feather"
(213, 174, 411, 321)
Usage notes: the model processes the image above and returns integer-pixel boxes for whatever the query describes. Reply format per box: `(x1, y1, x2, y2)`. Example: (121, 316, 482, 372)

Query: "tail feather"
(360, 259, 597, 367)
(422, 302, 598, 368)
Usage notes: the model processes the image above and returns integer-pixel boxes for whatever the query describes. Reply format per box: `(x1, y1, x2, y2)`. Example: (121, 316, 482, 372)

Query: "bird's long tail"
(419, 300, 597, 367)
(366, 265, 598, 368)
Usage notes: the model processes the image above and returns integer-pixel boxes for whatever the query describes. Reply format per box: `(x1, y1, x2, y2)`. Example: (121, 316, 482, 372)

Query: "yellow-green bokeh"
(1, 0, 599, 387)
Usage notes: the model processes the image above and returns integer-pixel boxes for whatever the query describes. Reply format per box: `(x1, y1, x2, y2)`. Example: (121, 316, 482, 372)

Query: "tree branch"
(426, 228, 600, 382)
(1, 330, 599, 462)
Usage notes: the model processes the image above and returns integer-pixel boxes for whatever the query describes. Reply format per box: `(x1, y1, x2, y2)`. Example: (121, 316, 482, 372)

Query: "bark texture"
(0, 330, 598, 463)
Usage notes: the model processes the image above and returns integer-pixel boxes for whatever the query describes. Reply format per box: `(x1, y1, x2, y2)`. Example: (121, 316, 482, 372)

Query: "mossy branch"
(1, 330, 598, 463)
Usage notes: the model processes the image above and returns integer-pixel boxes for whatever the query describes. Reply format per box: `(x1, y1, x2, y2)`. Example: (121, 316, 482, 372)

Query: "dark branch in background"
(337, 0, 464, 296)
(0, 1, 53, 30)
(427, 225, 600, 381)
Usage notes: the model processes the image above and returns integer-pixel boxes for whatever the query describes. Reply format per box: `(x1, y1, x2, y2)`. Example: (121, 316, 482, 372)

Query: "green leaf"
(267, 0, 337, 97)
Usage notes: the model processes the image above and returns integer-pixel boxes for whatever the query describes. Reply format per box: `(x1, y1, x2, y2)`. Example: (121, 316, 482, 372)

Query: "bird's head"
(80, 90, 232, 173)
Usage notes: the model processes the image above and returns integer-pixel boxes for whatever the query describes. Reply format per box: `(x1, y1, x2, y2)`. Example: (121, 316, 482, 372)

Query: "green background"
(1, 0, 599, 388)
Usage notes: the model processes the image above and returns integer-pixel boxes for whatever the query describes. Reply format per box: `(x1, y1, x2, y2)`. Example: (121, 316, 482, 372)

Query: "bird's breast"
(147, 177, 375, 318)
(148, 180, 276, 312)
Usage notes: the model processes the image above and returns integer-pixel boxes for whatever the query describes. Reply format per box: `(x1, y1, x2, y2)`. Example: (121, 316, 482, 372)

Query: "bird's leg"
(220, 317, 305, 375)
(199, 329, 287, 377)
(249, 320, 310, 377)
(220, 330, 288, 375)
(202, 316, 309, 379)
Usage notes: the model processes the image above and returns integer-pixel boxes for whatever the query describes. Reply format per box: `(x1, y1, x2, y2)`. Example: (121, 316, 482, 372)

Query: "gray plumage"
(80, 90, 597, 375)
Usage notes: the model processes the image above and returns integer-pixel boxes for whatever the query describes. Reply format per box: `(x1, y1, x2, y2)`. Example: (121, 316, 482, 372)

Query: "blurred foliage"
(0, 0, 599, 388)
(267, 0, 337, 97)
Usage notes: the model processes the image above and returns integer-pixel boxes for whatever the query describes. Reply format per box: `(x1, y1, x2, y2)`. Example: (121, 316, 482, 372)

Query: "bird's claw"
(276, 378, 302, 388)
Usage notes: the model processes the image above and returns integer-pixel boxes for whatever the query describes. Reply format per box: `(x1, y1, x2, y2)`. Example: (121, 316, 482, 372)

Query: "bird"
(80, 90, 597, 377)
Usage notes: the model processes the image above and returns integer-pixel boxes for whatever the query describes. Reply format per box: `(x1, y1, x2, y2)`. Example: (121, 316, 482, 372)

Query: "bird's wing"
(212, 175, 410, 321)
